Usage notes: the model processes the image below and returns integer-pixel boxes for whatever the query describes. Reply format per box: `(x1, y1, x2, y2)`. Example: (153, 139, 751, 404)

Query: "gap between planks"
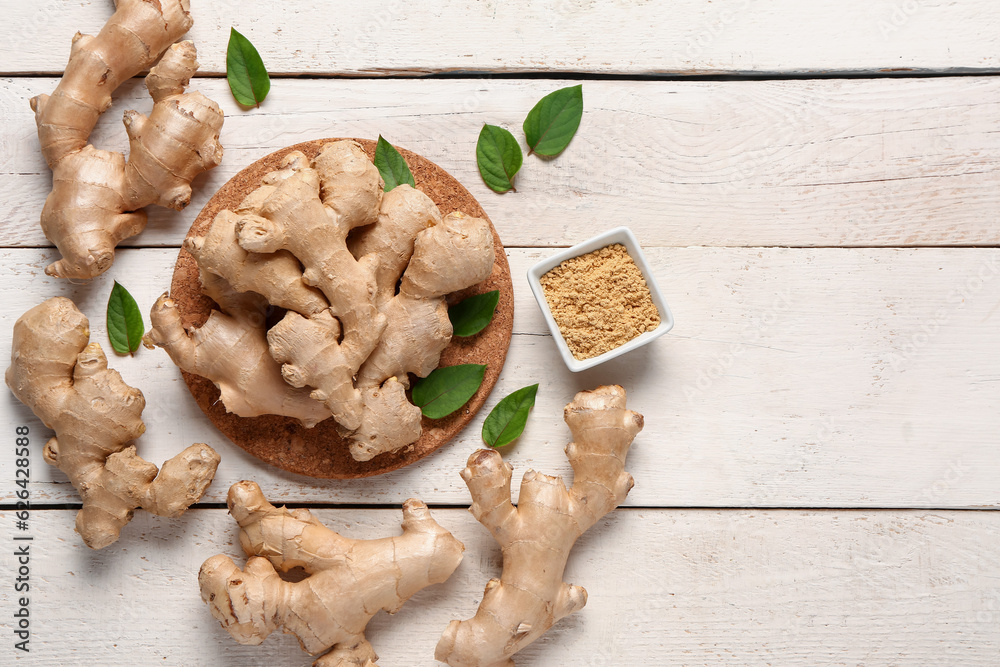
(9, 70, 1000, 81)
(8, 503, 1000, 512)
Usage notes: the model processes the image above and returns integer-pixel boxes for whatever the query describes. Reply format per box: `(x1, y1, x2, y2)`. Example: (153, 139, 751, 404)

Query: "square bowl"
(527, 226, 674, 372)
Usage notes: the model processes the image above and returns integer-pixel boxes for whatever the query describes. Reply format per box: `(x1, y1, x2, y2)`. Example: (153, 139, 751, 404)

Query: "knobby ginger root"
(5, 298, 220, 549)
(199, 480, 464, 666)
(149, 140, 496, 460)
(183, 209, 329, 316)
(436, 385, 643, 667)
(143, 289, 332, 428)
(32, 0, 223, 279)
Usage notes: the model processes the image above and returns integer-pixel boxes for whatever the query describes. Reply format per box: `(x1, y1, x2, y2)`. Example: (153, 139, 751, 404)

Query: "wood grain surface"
(2, 1, 998, 665)
(4, 0, 1000, 75)
(4, 77, 1000, 248)
(3, 246, 997, 508)
(3, 508, 998, 665)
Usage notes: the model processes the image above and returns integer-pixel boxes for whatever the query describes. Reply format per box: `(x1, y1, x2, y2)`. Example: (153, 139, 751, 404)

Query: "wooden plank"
(3, 246, 999, 508)
(5, 0, 1000, 75)
(4, 508, 998, 665)
(4, 77, 1000, 249)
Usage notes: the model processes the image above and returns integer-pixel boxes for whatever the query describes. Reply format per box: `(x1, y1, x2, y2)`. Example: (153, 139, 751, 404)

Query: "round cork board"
(169, 138, 513, 478)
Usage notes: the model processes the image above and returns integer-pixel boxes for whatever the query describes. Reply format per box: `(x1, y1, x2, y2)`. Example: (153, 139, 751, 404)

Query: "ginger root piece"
(144, 292, 332, 428)
(348, 184, 443, 306)
(156, 140, 497, 462)
(436, 385, 643, 667)
(185, 210, 328, 316)
(200, 480, 464, 666)
(357, 211, 496, 391)
(267, 309, 365, 431)
(5, 297, 220, 549)
(346, 379, 423, 462)
(32, 0, 223, 279)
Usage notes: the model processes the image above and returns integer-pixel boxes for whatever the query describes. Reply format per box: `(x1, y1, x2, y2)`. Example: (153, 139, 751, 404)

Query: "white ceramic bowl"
(527, 226, 674, 372)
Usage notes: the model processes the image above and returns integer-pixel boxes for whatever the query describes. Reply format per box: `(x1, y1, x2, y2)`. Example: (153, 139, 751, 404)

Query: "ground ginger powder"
(539, 244, 660, 360)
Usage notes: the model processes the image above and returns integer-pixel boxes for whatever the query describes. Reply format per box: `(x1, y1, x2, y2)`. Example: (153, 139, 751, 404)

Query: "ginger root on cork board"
(436, 385, 643, 667)
(199, 480, 464, 666)
(32, 0, 223, 279)
(145, 140, 497, 462)
(5, 297, 220, 549)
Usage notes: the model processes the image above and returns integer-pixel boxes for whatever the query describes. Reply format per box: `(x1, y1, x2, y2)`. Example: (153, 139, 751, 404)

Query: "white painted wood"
(5, 0, 1000, 76)
(6, 3, 999, 661)
(5, 76, 1000, 249)
(3, 246, 998, 508)
(3, 508, 998, 665)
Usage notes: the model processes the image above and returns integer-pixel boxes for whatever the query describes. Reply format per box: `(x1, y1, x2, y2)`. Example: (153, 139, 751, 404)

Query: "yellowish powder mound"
(540, 244, 660, 360)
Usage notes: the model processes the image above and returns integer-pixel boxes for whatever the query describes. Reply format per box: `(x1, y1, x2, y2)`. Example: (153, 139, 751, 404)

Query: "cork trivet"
(169, 138, 513, 478)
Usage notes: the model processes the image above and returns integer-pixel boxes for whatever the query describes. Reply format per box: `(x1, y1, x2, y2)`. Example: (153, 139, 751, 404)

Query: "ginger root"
(5, 298, 220, 549)
(144, 291, 333, 428)
(200, 480, 464, 666)
(32, 0, 223, 279)
(436, 385, 643, 667)
(148, 140, 496, 460)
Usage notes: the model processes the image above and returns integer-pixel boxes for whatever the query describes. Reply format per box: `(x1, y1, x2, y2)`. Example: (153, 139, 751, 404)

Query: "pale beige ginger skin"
(356, 210, 497, 390)
(199, 480, 465, 667)
(31, 0, 223, 279)
(436, 385, 643, 667)
(234, 145, 388, 428)
(160, 140, 497, 460)
(185, 209, 329, 316)
(540, 243, 660, 360)
(5, 297, 220, 550)
(349, 183, 443, 306)
(267, 309, 363, 430)
(346, 379, 423, 462)
(144, 290, 333, 429)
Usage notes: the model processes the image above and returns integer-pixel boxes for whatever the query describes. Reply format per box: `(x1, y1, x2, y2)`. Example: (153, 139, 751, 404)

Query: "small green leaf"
(373, 136, 416, 192)
(107, 281, 144, 356)
(523, 85, 583, 157)
(227, 28, 271, 107)
(412, 364, 487, 419)
(482, 384, 538, 448)
(476, 124, 523, 193)
(449, 290, 500, 337)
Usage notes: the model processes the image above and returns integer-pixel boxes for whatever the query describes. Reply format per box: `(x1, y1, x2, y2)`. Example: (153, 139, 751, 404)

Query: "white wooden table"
(3, 1, 1000, 664)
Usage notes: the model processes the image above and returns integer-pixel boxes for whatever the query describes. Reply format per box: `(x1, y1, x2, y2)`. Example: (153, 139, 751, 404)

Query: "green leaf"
(411, 364, 487, 419)
(373, 136, 416, 192)
(523, 85, 583, 157)
(227, 28, 271, 107)
(476, 124, 523, 193)
(107, 281, 144, 356)
(448, 290, 500, 337)
(482, 384, 538, 448)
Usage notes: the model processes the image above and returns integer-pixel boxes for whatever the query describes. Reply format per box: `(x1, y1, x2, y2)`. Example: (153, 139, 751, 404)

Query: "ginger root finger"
(348, 183, 443, 306)
(399, 211, 496, 300)
(6, 297, 220, 549)
(200, 481, 464, 666)
(144, 293, 332, 428)
(122, 41, 224, 211)
(267, 309, 363, 430)
(185, 209, 328, 316)
(346, 379, 423, 462)
(436, 385, 642, 667)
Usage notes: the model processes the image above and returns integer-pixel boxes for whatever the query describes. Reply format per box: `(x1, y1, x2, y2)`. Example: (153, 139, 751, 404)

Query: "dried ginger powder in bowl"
(539, 243, 660, 360)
